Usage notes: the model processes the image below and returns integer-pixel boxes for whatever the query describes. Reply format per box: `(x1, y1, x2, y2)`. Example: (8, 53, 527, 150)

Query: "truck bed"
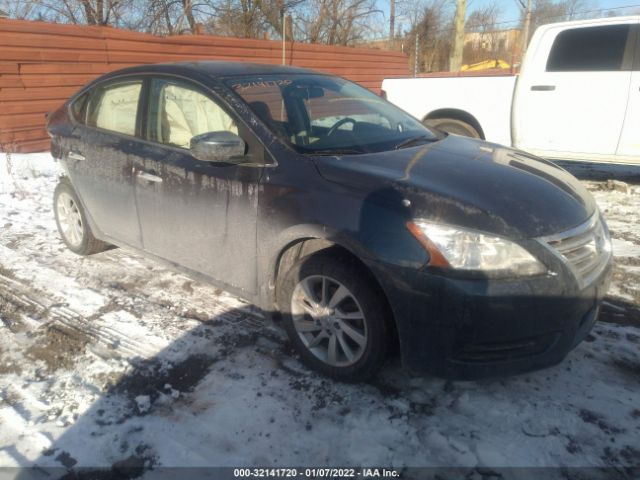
(382, 75, 518, 147)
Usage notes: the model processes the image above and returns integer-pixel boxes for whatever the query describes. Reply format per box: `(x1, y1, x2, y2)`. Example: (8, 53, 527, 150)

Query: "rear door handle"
(531, 85, 556, 91)
(67, 151, 85, 161)
(136, 170, 163, 183)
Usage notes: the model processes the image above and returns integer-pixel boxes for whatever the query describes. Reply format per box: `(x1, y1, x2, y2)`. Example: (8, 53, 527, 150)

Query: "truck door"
(617, 25, 640, 158)
(513, 21, 636, 158)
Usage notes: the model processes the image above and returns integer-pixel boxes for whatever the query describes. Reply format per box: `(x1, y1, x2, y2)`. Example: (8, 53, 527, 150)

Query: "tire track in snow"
(0, 271, 161, 360)
(1, 209, 274, 338)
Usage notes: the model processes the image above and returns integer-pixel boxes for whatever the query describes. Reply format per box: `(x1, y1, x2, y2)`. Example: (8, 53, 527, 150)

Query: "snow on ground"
(0, 153, 639, 478)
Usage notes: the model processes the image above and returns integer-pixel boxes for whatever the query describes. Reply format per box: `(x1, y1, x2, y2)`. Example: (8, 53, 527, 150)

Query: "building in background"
(463, 28, 521, 69)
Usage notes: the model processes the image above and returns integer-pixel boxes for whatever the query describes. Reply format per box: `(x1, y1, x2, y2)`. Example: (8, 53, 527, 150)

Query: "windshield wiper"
(394, 135, 436, 150)
(304, 148, 366, 156)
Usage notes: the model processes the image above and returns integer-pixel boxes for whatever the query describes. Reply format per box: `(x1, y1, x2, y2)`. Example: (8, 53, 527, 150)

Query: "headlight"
(407, 220, 545, 276)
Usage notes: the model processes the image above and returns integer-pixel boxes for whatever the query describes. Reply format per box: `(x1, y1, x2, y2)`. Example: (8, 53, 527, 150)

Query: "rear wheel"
(278, 253, 391, 381)
(54, 181, 110, 256)
(424, 117, 481, 138)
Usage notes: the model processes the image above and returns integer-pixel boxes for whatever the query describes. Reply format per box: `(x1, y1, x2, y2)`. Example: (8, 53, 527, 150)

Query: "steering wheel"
(327, 117, 356, 136)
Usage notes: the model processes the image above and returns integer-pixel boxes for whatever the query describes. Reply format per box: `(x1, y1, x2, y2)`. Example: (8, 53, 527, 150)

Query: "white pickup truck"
(382, 16, 640, 165)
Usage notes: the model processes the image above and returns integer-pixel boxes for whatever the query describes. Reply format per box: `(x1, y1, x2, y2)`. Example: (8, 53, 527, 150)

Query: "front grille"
(540, 214, 611, 289)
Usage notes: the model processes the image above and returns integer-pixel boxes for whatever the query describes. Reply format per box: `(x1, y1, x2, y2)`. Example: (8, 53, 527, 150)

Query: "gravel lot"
(0, 153, 639, 479)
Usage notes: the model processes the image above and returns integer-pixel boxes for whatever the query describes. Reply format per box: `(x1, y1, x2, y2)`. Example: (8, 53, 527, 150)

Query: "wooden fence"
(0, 18, 409, 153)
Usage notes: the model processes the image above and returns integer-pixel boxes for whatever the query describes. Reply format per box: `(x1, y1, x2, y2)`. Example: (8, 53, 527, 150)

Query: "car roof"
(103, 61, 323, 79)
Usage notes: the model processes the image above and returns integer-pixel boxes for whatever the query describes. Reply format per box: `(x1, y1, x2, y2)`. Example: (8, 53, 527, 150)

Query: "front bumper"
(369, 257, 612, 380)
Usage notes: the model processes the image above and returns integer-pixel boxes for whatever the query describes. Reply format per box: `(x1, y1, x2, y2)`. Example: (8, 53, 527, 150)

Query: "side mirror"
(190, 131, 247, 164)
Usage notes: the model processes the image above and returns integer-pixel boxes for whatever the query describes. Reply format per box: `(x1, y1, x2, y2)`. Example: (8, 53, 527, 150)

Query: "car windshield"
(224, 74, 438, 155)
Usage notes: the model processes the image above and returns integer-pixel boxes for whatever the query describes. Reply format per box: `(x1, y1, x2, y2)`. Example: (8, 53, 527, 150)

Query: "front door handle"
(136, 170, 163, 183)
(531, 85, 556, 91)
(67, 151, 85, 161)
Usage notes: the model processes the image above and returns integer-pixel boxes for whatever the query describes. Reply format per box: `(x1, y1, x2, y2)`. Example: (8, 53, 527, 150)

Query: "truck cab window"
(546, 24, 630, 72)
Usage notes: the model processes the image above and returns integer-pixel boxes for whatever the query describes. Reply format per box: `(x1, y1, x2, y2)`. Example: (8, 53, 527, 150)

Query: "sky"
(467, 0, 640, 21)
(375, 0, 640, 34)
(469, 0, 639, 22)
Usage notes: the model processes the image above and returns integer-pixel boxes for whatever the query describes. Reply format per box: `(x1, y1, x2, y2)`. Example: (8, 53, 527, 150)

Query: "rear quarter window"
(70, 91, 90, 124)
(546, 24, 630, 72)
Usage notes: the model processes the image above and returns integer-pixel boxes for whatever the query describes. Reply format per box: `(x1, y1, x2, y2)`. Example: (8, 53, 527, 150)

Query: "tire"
(53, 181, 110, 256)
(424, 117, 481, 138)
(277, 253, 391, 382)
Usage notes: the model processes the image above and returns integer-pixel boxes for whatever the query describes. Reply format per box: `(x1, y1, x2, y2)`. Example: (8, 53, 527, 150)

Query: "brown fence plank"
(0, 74, 24, 87)
(0, 127, 49, 143)
(0, 112, 48, 129)
(0, 86, 80, 101)
(1, 74, 95, 88)
(12, 137, 51, 153)
(0, 33, 107, 51)
(104, 38, 407, 64)
(0, 62, 19, 74)
(19, 63, 129, 75)
(0, 18, 105, 38)
(1, 99, 62, 115)
(1, 47, 113, 63)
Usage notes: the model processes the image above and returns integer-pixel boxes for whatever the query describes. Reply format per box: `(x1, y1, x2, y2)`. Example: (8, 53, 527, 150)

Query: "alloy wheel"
(56, 191, 84, 248)
(290, 275, 368, 367)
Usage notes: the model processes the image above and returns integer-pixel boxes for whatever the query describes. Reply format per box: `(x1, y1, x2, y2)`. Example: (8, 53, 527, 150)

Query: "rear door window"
(546, 24, 631, 72)
(87, 81, 143, 136)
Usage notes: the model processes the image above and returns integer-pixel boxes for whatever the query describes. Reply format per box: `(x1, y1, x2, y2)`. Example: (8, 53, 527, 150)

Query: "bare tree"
(2, 0, 131, 25)
(401, 0, 452, 73)
(527, 0, 597, 34)
(135, 0, 215, 34)
(466, 2, 501, 34)
(202, 0, 282, 39)
(1, 0, 386, 44)
(464, 2, 505, 66)
(0, 0, 39, 19)
(295, 0, 383, 45)
(563, 0, 595, 19)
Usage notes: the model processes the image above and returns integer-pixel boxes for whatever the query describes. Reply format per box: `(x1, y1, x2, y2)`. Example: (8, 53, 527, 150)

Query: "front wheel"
(277, 254, 391, 381)
(54, 181, 110, 256)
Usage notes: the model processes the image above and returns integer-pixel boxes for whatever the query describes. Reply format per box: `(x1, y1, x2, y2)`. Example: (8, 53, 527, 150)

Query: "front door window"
(148, 79, 237, 148)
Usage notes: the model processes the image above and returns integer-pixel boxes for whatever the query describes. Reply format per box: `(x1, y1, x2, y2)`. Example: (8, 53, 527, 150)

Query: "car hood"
(312, 135, 596, 239)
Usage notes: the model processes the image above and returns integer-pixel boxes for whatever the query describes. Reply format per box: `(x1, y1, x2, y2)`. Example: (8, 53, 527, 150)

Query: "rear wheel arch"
(423, 109, 485, 139)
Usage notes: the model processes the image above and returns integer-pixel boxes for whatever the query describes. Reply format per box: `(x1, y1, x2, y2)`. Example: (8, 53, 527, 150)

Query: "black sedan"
(46, 62, 613, 381)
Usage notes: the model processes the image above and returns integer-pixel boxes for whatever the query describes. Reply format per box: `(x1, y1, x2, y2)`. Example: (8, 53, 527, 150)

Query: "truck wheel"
(54, 181, 110, 256)
(277, 253, 390, 382)
(424, 117, 481, 138)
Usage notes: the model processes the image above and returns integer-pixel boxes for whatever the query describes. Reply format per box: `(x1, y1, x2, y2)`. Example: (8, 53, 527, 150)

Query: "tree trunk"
(449, 0, 465, 72)
(81, 0, 97, 24)
(389, 0, 395, 40)
(182, 0, 197, 33)
(96, 0, 104, 24)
